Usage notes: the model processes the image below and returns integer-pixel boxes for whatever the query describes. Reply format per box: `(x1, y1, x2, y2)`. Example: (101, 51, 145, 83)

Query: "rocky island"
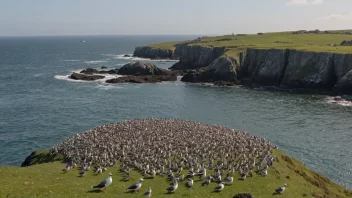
(133, 30, 352, 94)
(69, 62, 177, 83)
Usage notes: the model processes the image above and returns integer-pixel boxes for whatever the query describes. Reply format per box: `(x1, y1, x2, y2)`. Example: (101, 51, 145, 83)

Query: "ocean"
(0, 35, 351, 189)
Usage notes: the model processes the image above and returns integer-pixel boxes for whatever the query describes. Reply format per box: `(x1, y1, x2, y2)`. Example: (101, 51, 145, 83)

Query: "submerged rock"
(101, 66, 107, 69)
(123, 54, 131, 57)
(70, 72, 105, 81)
(106, 75, 177, 84)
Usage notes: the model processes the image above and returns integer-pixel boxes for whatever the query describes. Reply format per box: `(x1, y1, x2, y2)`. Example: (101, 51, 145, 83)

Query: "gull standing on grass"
(91, 173, 112, 190)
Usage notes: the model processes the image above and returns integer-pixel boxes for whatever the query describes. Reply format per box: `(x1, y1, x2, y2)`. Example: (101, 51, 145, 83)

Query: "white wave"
(85, 60, 108, 64)
(325, 96, 352, 107)
(33, 73, 43, 77)
(62, 60, 80, 62)
(102, 54, 179, 62)
(55, 68, 124, 84)
(54, 75, 87, 83)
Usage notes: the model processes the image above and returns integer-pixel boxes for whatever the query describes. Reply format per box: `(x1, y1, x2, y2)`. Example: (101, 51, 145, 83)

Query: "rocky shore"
(134, 43, 352, 94)
(68, 62, 177, 84)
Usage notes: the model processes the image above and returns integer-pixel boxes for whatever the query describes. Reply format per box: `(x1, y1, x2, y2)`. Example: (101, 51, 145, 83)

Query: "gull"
(186, 178, 193, 188)
(274, 184, 287, 194)
(224, 176, 233, 185)
(91, 173, 113, 190)
(261, 169, 268, 176)
(214, 182, 224, 192)
(79, 169, 86, 177)
(126, 178, 143, 192)
(201, 177, 211, 186)
(144, 187, 152, 197)
(166, 179, 178, 193)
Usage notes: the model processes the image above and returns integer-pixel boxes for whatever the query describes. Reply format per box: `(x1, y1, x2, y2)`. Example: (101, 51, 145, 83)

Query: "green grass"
(147, 31, 352, 59)
(0, 150, 350, 198)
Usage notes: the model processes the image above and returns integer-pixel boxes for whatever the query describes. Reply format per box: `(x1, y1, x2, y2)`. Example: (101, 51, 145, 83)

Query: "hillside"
(0, 150, 351, 198)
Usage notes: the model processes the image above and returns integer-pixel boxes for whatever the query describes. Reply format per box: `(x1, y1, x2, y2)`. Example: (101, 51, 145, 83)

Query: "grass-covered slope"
(0, 150, 350, 198)
(146, 31, 352, 57)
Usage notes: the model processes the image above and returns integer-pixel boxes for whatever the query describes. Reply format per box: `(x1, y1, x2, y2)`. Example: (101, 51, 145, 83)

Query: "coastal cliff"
(133, 39, 352, 94)
(239, 49, 352, 93)
(133, 46, 175, 59)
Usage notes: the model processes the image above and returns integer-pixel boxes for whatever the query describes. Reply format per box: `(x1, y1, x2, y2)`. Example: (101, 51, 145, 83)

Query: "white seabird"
(91, 173, 112, 190)
(187, 178, 193, 188)
(143, 187, 152, 197)
(166, 179, 178, 193)
(126, 178, 143, 192)
(275, 184, 287, 194)
(214, 182, 224, 192)
(224, 176, 233, 185)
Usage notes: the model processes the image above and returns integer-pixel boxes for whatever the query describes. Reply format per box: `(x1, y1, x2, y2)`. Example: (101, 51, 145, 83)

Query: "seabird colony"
(51, 118, 281, 194)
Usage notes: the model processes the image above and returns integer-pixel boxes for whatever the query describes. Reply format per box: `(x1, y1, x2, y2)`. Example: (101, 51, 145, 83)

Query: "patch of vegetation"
(147, 31, 352, 57)
(0, 150, 350, 198)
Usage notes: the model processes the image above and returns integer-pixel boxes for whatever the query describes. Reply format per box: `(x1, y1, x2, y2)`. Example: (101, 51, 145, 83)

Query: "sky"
(0, 0, 351, 36)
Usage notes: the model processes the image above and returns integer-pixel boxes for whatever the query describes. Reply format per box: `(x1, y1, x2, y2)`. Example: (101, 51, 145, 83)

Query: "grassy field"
(0, 150, 350, 198)
(147, 31, 352, 58)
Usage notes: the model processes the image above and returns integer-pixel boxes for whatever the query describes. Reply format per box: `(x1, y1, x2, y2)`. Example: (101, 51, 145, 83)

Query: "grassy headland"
(0, 150, 350, 198)
(146, 30, 352, 57)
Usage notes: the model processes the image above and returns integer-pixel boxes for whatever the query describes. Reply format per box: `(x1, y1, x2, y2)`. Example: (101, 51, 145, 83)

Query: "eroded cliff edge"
(133, 44, 352, 94)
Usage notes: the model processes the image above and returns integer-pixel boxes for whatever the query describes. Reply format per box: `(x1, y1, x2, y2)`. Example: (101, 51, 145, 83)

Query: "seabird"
(224, 176, 233, 185)
(126, 178, 143, 192)
(79, 169, 86, 177)
(275, 184, 287, 194)
(186, 178, 193, 188)
(214, 182, 224, 192)
(91, 173, 113, 190)
(166, 179, 178, 193)
(144, 187, 152, 197)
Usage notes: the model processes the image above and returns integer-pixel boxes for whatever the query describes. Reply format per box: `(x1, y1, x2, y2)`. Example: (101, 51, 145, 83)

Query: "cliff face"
(133, 46, 175, 59)
(240, 49, 288, 86)
(133, 43, 352, 94)
(170, 45, 226, 70)
(238, 48, 352, 93)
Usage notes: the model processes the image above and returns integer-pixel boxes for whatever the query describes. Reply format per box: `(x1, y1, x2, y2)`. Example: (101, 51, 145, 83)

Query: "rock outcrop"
(181, 56, 238, 85)
(133, 46, 175, 59)
(170, 45, 226, 70)
(22, 150, 64, 167)
(80, 68, 118, 75)
(70, 72, 105, 81)
(106, 75, 177, 84)
(333, 70, 352, 94)
(117, 62, 171, 76)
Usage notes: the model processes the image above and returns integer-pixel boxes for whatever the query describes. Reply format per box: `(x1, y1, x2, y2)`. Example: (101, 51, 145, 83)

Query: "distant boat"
(80, 40, 86, 43)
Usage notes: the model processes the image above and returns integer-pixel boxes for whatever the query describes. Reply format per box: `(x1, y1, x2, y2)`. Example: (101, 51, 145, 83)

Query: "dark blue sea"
(0, 35, 351, 189)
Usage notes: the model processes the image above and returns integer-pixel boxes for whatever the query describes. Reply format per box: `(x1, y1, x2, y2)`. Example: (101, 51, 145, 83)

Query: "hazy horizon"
(1, 0, 352, 36)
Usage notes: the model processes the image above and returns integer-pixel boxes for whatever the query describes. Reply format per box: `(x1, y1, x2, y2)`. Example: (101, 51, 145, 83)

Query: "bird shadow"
(272, 192, 281, 195)
(119, 178, 130, 182)
(143, 176, 155, 180)
(164, 192, 175, 195)
(87, 189, 102, 193)
(124, 190, 139, 194)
